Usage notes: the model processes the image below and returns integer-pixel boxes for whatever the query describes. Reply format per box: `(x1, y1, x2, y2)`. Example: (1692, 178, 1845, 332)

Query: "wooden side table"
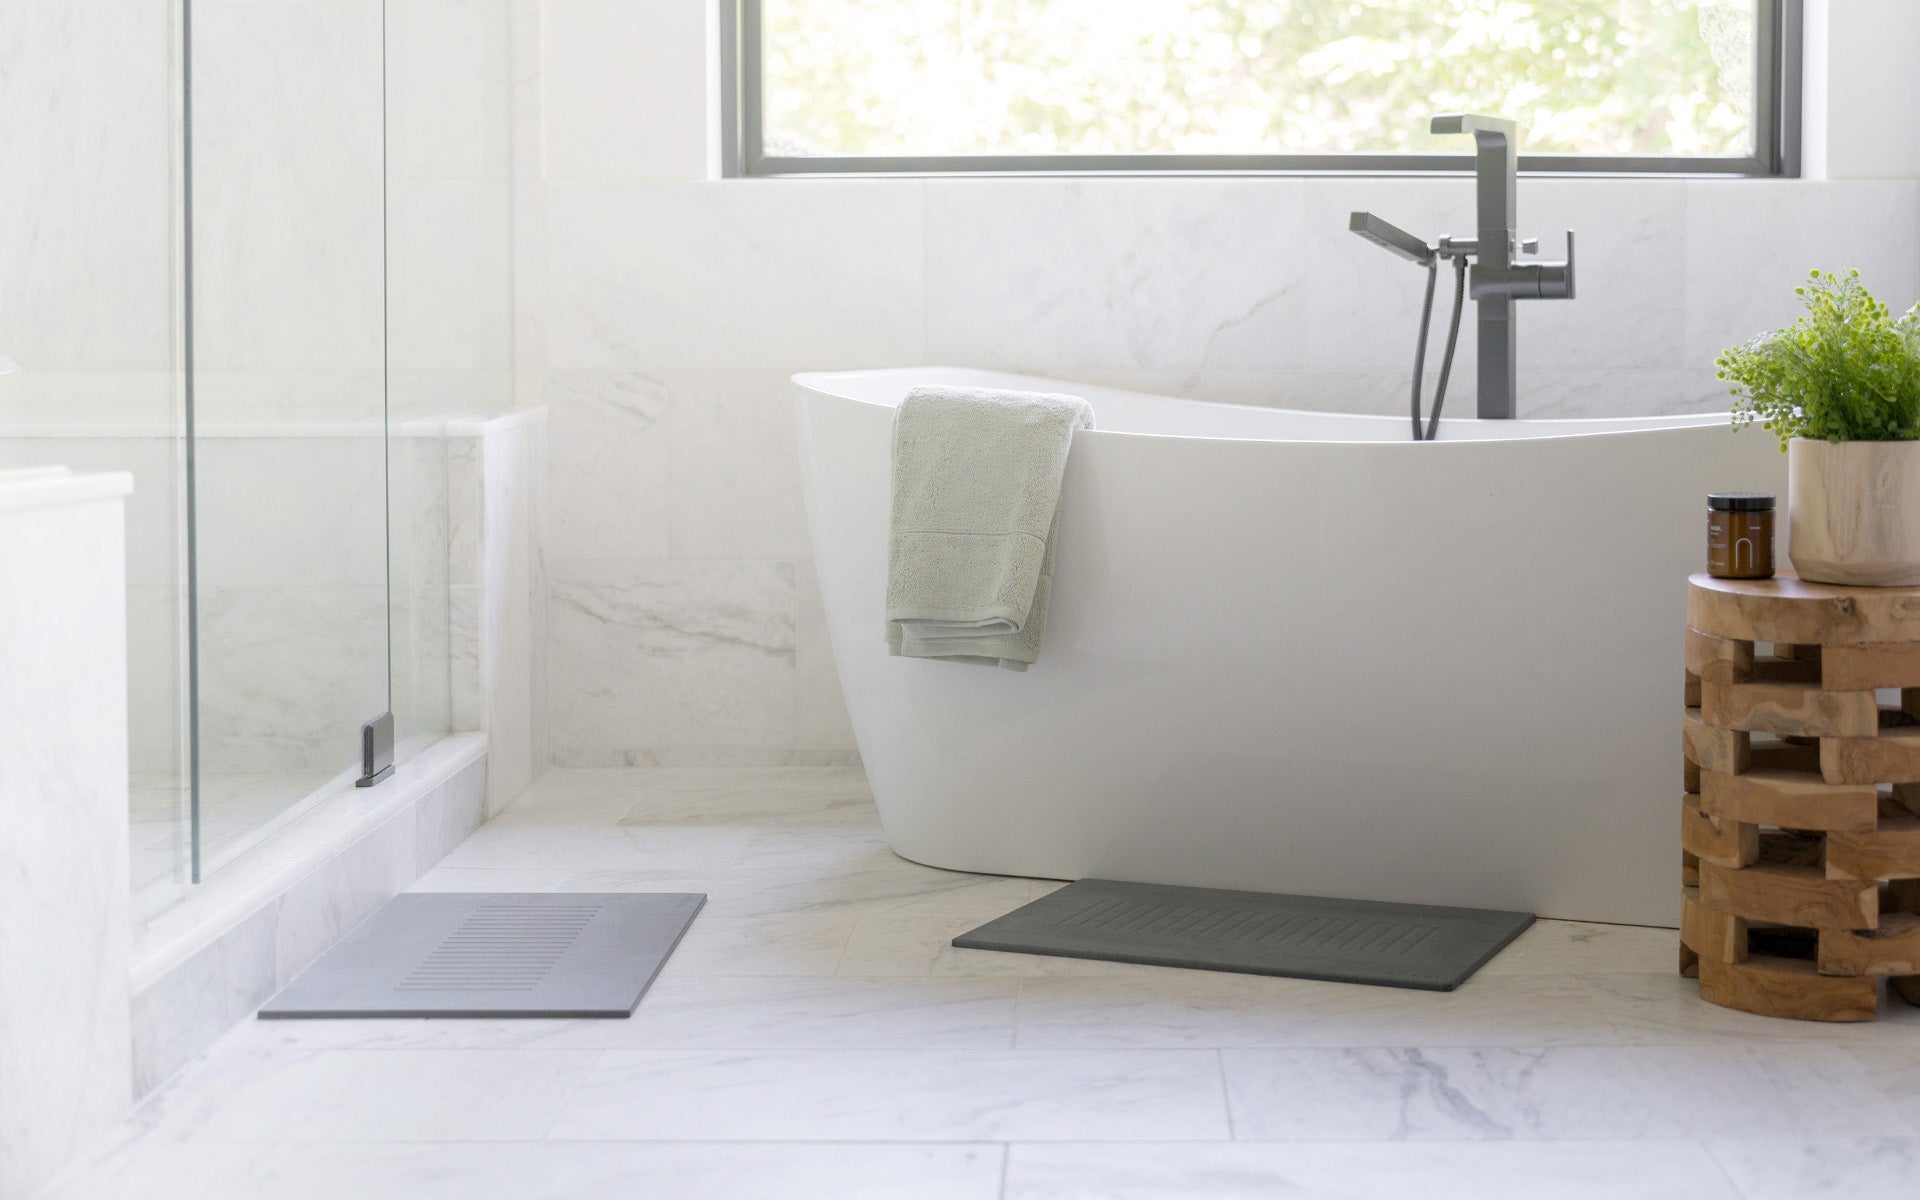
(1682, 572, 1920, 1022)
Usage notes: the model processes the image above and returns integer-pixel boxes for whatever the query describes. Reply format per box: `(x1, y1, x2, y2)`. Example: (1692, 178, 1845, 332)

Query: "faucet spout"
(1427, 112, 1575, 420)
(1431, 113, 1517, 268)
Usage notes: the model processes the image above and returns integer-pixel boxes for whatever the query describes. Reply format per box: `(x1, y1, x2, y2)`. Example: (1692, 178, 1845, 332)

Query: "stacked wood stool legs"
(1682, 574, 1920, 1022)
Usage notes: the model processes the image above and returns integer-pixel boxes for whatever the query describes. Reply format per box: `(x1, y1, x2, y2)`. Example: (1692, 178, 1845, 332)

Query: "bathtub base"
(866, 749, 1678, 926)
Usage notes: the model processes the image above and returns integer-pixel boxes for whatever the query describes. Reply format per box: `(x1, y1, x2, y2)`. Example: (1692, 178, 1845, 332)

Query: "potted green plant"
(1719, 269, 1920, 586)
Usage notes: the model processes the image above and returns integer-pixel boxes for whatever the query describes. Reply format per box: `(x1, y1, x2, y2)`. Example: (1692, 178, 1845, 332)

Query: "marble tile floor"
(56, 766, 1920, 1199)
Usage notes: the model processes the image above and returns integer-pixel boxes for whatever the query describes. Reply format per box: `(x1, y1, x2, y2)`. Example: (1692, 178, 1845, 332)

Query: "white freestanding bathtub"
(795, 367, 1788, 926)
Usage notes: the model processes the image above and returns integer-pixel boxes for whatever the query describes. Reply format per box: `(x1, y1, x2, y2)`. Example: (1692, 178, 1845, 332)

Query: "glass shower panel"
(185, 0, 390, 877)
(384, 0, 515, 758)
(0, 1, 190, 917)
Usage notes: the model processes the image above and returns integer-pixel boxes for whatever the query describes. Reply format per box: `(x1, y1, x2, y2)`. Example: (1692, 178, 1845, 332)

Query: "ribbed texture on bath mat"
(886, 384, 1093, 670)
(954, 880, 1535, 992)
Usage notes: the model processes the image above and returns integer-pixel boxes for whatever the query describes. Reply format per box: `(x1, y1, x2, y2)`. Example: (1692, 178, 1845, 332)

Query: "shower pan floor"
(130, 771, 344, 906)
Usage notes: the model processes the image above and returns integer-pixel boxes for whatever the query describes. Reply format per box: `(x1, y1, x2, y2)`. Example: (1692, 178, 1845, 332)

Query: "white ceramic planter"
(1788, 437, 1920, 585)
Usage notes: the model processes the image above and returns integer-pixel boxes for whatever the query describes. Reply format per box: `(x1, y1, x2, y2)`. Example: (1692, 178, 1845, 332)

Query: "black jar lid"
(1708, 492, 1775, 512)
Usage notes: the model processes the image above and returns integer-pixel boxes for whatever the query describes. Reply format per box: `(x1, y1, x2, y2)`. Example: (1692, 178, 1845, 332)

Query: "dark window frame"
(722, 0, 1801, 178)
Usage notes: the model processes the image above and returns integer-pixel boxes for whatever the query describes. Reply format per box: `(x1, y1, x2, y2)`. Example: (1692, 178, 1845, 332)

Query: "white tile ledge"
(131, 733, 488, 990)
(0, 413, 544, 441)
(442, 407, 549, 438)
(0, 466, 132, 513)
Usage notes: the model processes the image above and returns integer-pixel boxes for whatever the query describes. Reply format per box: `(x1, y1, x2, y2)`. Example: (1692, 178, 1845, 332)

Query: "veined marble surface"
(0, 435, 184, 791)
(447, 412, 548, 812)
(49, 765, 1920, 1199)
(0, 470, 134, 1197)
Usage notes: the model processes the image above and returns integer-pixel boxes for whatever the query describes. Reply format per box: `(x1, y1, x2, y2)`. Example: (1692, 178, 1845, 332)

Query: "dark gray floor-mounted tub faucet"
(1351, 113, 1577, 430)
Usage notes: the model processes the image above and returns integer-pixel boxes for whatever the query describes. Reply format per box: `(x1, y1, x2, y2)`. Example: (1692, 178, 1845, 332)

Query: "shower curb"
(127, 734, 494, 1096)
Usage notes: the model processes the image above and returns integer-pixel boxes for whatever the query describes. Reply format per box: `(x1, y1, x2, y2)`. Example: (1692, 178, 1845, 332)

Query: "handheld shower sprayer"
(1348, 212, 1433, 266)
(1349, 211, 1467, 441)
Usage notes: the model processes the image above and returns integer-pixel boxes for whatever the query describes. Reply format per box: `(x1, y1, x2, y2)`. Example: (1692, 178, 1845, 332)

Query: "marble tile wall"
(536, 169, 1920, 763)
(185, 0, 387, 427)
(0, 471, 135, 1197)
(508, 0, 548, 414)
(392, 425, 455, 753)
(387, 0, 517, 420)
(448, 413, 549, 811)
(193, 430, 391, 778)
(0, 434, 183, 778)
(178, 0, 515, 425)
(0, 0, 177, 426)
(0, 0, 189, 899)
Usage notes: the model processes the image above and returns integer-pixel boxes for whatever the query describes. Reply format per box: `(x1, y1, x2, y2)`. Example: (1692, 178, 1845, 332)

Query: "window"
(724, 0, 1800, 176)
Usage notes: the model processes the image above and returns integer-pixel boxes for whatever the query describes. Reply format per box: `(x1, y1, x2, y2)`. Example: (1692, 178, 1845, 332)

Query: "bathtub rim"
(794, 366, 1747, 446)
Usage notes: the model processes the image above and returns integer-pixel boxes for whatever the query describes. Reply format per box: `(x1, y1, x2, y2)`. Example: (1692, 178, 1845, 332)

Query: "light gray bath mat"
(259, 892, 705, 1019)
(953, 880, 1533, 992)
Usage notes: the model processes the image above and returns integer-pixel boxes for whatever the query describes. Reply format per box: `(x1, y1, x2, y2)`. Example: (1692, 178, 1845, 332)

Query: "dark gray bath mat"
(954, 879, 1533, 991)
(259, 892, 705, 1019)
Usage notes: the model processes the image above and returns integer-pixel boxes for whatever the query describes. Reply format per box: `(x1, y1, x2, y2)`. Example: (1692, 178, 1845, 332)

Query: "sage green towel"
(886, 384, 1094, 671)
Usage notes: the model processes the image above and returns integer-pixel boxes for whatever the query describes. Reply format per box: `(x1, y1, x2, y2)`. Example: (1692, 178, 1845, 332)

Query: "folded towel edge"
(886, 605, 1029, 627)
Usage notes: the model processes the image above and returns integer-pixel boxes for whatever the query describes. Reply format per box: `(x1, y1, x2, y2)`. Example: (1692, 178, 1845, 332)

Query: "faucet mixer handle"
(1538, 230, 1575, 300)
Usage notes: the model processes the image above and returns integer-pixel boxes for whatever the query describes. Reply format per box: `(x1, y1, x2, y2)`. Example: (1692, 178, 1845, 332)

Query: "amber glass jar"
(1707, 493, 1775, 579)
